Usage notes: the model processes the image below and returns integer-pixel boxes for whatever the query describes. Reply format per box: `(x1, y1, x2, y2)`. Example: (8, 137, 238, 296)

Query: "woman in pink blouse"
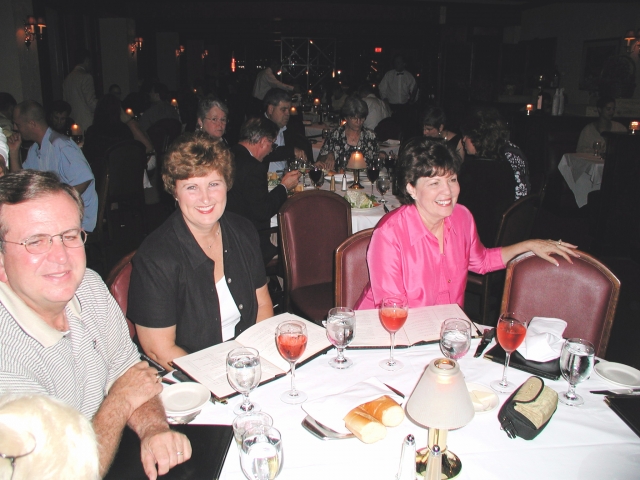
(355, 138, 578, 310)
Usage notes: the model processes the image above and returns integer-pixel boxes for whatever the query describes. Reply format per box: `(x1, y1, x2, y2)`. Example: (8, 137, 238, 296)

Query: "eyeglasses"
(347, 116, 365, 122)
(2, 229, 87, 255)
(204, 116, 228, 124)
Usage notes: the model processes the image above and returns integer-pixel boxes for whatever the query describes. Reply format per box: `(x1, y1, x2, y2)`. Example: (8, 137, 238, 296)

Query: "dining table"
(558, 153, 605, 208)
(167, 334, 640, 480)
(270, 172, 401, 234)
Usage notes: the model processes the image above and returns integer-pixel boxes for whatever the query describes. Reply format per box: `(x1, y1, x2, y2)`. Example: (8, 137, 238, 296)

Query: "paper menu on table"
(172, 313, 332, 399)
(350, 304, 472, 348)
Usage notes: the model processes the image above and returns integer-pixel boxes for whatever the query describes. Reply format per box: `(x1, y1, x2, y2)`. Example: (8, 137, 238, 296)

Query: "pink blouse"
(355, 204, 505, 309)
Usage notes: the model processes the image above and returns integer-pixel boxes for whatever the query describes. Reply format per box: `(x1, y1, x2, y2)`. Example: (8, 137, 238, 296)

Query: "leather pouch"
(498, 376, 558, 440)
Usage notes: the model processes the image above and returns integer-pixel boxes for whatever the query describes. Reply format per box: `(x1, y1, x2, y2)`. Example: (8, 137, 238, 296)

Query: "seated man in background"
(139, 82, 181, 132)
(0, 170, 191, 478)
(47, 100, 75, 135)
(7, 100, 98, 232)
(358, 84, 391, 131)
(262, 88, 313, 172)
(228, 117, 300, 264)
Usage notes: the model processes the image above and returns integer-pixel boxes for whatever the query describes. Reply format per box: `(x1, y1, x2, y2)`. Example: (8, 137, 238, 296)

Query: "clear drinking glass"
(227, 347, 262, 414)
(378, 295, 409, 371)
(559, 338, 595, 407)
(275, 321, 308, 404)
(593, 140, 604, 157)
(376, 177, 391, 204)
(439, 318, 472, 360)
(490, 313, 527, 393)
(298, 160, 310, 187)
(323, 307, 356, 369)
(233, 412, 273, 449)
(240, 425, 283, 480)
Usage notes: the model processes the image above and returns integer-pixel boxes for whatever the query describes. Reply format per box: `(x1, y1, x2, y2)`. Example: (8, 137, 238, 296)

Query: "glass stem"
(336, 347, 345, 362)
(566, 383, 577, 400)
(389, 332, 396, 365)
(500, 352, 511, 386)
(241, 392, 252, 411)
(289, 361, 298, 396)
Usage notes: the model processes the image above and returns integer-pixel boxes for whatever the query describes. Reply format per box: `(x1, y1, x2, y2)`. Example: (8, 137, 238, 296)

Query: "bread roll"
(344, 408, 386, 444)
(359, 395, 405, 427)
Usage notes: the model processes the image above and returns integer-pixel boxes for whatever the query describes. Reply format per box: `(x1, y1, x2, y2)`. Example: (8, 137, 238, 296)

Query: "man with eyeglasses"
(262, 88, 313, 173)
(0, 170, 191, 479)
(228, 117, 300, 264)
(7, 100, 97, 232)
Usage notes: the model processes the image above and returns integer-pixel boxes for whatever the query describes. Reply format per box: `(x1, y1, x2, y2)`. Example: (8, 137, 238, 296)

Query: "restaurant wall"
(520, 2, 640, 107)
(99, 18, 138, 98)
(0, 0, 42, 103)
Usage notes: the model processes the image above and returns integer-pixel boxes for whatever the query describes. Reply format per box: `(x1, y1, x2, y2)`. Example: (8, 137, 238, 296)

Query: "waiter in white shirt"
(379, 54, 419, 138)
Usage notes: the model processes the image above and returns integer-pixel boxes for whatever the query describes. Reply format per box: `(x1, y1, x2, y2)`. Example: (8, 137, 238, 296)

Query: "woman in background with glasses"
(196, 95, 229, 145)
(316, 95, 379, 170)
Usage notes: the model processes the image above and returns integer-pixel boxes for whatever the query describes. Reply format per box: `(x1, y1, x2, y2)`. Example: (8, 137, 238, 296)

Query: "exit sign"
(374, 47, 382, 53)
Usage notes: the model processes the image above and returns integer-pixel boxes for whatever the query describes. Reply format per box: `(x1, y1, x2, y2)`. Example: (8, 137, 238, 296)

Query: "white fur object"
(0, 395, 99, 480)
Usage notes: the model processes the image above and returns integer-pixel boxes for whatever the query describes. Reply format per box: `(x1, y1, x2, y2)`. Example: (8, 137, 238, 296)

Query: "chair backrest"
(105, 251, 137, 339)
(279, 190, 352, 299)
(457, 156, 517, 247)
(501, 250, 620, 357)
(495, 193, 541, 248)
(335, 228, 374, 309)
(104, 139, 147, 203)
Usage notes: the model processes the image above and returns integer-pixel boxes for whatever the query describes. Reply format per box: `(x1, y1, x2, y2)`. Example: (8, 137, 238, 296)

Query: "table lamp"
(526, 104, 533, 115)
(406, 358, 475, 479)
(630, 121, 638, 134)
(346, 150, 366, 189)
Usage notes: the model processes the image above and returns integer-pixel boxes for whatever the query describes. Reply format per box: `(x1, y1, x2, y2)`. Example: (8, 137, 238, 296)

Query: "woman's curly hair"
(460, 107, 510, 160)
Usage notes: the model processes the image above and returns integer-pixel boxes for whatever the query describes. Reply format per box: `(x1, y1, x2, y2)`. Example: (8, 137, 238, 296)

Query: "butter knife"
(474, 328, 495, 358)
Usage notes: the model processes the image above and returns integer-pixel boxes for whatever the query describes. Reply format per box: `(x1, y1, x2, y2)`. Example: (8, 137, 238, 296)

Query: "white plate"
(302, 120, 312, 125)
(466, 383, 499, 414)
(380, 139, 401, 146)
(594, 362, 640, 388)
(351, 204, 382, 211)
(326, 173, 353, 182)
(161, 382, 211, 415)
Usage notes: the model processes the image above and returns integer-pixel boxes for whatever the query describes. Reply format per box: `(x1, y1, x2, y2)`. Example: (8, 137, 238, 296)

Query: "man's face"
(266, 101, 291, 130)
(394, 57, 405, 72)
(50, 111, 69, 132)
(12, 109, 36, 142)
(255, 137, 276, 161)
(0, 193, 86, 320)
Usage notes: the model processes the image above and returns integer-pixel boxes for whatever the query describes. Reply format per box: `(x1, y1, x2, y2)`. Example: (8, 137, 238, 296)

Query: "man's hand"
(281, 170, 301, 190)
(140, 425, 192, 480)
(7, 133, 21, 153)
(108, 361, 163, 419)
(293, 147, 307, 162)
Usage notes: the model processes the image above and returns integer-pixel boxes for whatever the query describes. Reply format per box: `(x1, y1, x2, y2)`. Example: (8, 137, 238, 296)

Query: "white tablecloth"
(176, 338, 640, 479)
(270, 175, 401, 234)
(310, 138, 401, 162)
(558, 153, 605, 208)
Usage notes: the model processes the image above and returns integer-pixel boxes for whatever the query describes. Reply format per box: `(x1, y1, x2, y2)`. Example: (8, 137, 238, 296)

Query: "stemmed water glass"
(275, 320, 308, 404)
(323, 307, 356, 369)
(491, 313, 527, 393)
(298, 160, 310, 187)
(376, 177, 391, 204)
(227, 347, 262, 414)
(558, 338, 595, 406)
(240, 425, 283, 480)
(378, 295, 408, 371)
(439, 318, 472, 360)
(592, 140, 604, 157)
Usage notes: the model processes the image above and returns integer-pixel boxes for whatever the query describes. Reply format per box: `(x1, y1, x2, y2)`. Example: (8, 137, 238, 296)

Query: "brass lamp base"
(349, 169, 365, 189)
(415, 446, 462, 479)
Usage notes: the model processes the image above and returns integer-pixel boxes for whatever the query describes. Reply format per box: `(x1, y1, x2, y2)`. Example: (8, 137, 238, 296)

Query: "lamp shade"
(406, 358, 474, 430)
(346, 150, 366, 170)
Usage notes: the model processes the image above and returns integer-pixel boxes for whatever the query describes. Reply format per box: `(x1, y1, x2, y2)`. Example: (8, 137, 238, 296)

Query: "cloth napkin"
(469, 390, 495, 412)
(302, 377, 403, 434)
(516, 317, 567, 362)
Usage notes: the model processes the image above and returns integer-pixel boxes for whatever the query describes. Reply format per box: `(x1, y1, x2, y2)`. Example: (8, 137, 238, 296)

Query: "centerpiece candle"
(125, 108, 134, 118)
(71, 124, 80, 134)
(290, 106, 297, 115)
(526, 104, 533, 115)
(314, 98, 320, 106)
(630, 121, 639, 134)
(170, 99, 178, 107)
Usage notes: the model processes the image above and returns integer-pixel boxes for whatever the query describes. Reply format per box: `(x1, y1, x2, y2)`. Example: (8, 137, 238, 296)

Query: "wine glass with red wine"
(490, 313, 528, 393)
(309, 166, 324, 189)
(275, 320, 308, 404)
(379, 295, 408, 371)
(366, 161, 380, 196)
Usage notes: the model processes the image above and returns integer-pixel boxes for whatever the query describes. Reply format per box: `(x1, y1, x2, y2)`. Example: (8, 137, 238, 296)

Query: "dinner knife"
(474, 328, 495, 358)
(590, 388, 640, 395)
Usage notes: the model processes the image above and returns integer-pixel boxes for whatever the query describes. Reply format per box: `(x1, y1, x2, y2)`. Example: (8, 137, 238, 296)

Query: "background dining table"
(168, 335, 640, 480)
(558, 153, 605, 208)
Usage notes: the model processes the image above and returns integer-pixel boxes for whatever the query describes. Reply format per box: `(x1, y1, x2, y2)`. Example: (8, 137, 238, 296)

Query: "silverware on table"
(383, 203, 390, 213)
(301, 416, 355, 440)
(590, 388, 640, 395)
(473, 328, 495, 358)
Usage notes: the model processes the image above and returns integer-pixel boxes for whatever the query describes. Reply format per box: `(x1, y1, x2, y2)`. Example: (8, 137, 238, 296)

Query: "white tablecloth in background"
(558, 153, 605, 208)
(311, 138, 401, 162)
(175, 338, 640, 479)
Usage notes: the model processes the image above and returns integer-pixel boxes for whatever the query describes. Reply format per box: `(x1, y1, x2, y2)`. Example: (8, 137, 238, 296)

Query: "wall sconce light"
(201, 49, 209, 60)
(175, 45, 185, 58)
(130, 37, 143, 57)
(24, 16, 45, 49)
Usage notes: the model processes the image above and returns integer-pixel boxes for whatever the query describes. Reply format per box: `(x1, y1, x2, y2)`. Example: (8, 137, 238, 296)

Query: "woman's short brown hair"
(397, 137, 460, 205)
(162, 131, 234, 197)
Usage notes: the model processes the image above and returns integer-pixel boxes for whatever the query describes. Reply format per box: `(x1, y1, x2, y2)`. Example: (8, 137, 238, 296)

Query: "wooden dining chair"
(334, 228, 374, 309)
(105, 250, 137, 340)
(278, 190, 352, 323)
(500, 249, 620, 358)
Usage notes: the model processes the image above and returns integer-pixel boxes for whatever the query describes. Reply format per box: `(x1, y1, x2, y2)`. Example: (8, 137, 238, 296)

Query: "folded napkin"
(469, 390, 495, 412)
(302, 378, 403, 434)
(516, 317, 567, 362)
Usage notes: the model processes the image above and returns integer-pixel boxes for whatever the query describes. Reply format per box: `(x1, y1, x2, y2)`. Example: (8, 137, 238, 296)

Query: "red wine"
(497, 321, 526, 353)
(309, 168, 323, 184)
(379, 308, 408, 333)
(367, 167, 380, 183)
(277, 333, 308, 362)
